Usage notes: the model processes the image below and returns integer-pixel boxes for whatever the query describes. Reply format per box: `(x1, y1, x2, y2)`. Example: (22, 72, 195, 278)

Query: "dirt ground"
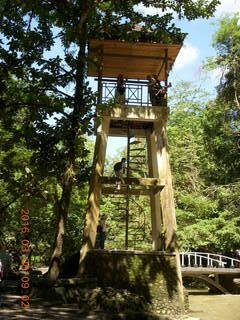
(1, 291, 240, 319)
(185, 294, 240, 320)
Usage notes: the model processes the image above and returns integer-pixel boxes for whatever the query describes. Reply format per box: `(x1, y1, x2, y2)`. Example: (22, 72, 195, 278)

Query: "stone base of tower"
(81, 249, 185, 316)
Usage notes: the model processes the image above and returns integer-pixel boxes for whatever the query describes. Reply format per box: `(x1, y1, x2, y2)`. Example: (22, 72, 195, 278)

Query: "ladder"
(106, 131, 151, 250)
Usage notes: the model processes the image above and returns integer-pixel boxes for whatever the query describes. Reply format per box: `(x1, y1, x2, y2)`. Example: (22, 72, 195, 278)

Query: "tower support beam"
(79, 117, 110, 266)
(146, 128, 163, 250)
(154, 121, 177, 251)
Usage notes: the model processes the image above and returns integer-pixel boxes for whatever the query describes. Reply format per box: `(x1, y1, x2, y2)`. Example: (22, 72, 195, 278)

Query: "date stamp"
(19, 208, 31, 308)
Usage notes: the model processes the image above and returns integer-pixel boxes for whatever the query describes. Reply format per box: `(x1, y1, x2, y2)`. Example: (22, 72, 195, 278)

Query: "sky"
(105, 0, 240, 159)
(167, 0, 239, 87)
(41, 1, 239, 158)
(135, 0, 239, 90)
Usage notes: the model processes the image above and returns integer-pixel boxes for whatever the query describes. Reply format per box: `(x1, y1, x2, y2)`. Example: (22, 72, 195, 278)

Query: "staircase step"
(129, 162, 145, 165)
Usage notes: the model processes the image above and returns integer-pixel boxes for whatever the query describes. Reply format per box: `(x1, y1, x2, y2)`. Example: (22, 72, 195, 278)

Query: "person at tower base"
(113, 157, 126, 190)
(96, 215, 108, 249)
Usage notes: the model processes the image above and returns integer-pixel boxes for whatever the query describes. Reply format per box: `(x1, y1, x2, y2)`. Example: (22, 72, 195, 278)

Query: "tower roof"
(88, 39, 182, 81)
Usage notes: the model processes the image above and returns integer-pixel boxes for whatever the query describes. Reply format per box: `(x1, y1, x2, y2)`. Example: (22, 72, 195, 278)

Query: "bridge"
(180, 252, 240, 294)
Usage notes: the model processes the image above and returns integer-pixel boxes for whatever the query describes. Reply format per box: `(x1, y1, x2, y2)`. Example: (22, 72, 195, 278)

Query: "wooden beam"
(97, 45, 104, 104)
(88, 40, 182, 80)
(101, 52, 173, 61)
(101, 176, 165, 187)
(154, 121, 184, 304)
(95, 78, 150, 85)
(146, 128, 164, 251)
(102, 186, 162, 196)
(99, 106, 164, 121)
(164, 48, 169, 86)
(79, 117, 110, 269)
(108, 127, 147, 137)
(157, 60, 165, 79)
(155, 120, 177, 251)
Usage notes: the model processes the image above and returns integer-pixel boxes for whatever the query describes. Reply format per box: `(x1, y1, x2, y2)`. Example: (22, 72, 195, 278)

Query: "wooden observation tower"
(80, 35, 185, 308)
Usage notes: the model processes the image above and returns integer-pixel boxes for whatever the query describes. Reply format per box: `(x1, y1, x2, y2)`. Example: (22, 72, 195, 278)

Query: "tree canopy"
(0, 0, 228, 279)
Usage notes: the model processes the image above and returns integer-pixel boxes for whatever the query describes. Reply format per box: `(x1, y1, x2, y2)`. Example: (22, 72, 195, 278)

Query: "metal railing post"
(219, 256, 222, 267)
(194, 252, 198, 267)
(207, 254, 210, 268)
(181, 253, 185, 267)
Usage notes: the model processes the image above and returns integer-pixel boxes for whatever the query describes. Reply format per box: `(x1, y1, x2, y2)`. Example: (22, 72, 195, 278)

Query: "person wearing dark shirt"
(113, 157, 126, 190)
(147, 74, 171, 106)
(96, 215, 108, 249)
(153, 75, 171, 106)
(115, 74, 127, 103)
(147, 75, 157, 106)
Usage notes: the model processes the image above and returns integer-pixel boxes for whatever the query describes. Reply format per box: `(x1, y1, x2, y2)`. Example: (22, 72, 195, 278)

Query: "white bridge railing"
(180, 252, 240, 268)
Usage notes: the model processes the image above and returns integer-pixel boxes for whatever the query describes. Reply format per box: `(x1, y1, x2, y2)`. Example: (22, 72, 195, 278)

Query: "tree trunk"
(48, 174, 73, 280)
(48, 4, 88, 280)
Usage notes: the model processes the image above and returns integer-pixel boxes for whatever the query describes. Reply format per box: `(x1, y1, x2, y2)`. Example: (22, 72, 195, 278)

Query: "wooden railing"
(99, 78, 151, 106)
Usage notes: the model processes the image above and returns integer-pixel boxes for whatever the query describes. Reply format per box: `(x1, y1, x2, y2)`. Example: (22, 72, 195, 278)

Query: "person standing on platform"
(153, 75, 171, 106)
(147, 74, 171, 106)
(115, 74, 127, 103)
(147, 74, 157, 106)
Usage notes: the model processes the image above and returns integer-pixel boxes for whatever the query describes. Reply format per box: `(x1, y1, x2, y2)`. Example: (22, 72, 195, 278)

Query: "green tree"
(204, 14, 240, 183)
(0, 0, 221, 279)
(167, 81, 240, 253)
(210, 14, 240, 107)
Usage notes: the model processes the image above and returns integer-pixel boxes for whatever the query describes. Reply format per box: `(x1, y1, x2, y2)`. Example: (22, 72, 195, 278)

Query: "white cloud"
(214, 0, 240, 17)
(135, 1, 239, 18)
(134, 3, 173, 17)
(174, 42, 200, 70)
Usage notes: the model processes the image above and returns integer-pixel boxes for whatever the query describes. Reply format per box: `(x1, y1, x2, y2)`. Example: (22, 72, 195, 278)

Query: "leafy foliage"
(211, 14, 240, 106)
(203, 15, 240, 183)
(168, 81, 240, 253)
(79, 287, 148, 314)
(0, 0, 223, 273)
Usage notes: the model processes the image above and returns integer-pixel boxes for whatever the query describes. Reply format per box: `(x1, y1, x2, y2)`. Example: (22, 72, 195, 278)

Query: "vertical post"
(146, 128, 163, 250)
(194, 252, 197, 267)
(125, 124, 130, 249)
(79, 117, 110, 268)
(97, 46, 104, 104)
(164, 49, 169, 107)
(181, 253, 185, 267)
(199, 256, 202, 267)
(154, 120, 177, 251)
(154, 119, 184, 304)
(207, 254, 210, 267)
(164, 48, 168, 88)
